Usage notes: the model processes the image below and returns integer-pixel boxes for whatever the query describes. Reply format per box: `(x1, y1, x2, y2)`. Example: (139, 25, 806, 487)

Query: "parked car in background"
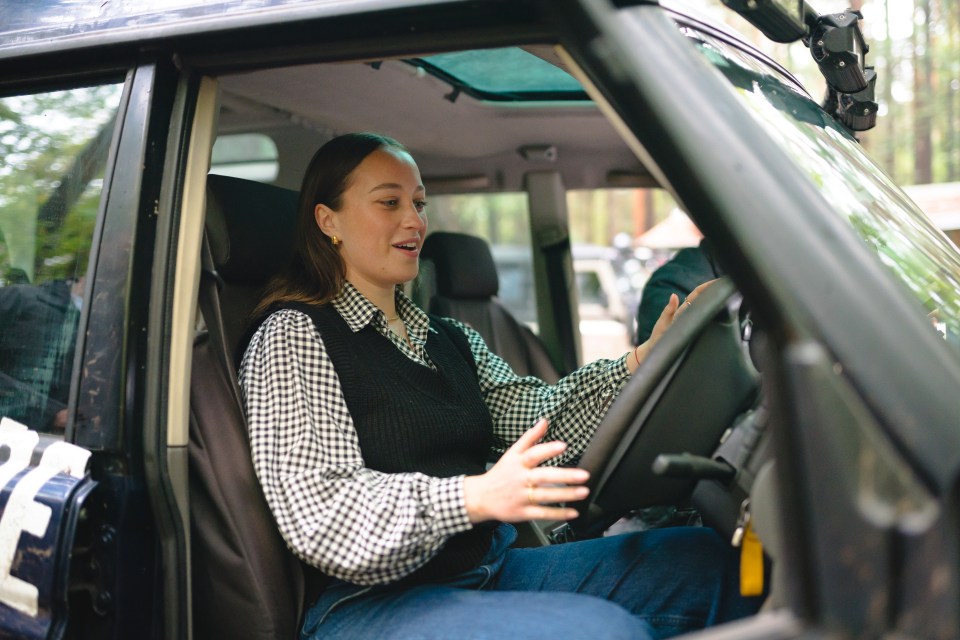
(572, 244, 635, 360)
(0, 1, 959, 638)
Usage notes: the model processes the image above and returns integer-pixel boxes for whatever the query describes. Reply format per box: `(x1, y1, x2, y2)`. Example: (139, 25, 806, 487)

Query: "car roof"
(0, 0, 450, 59)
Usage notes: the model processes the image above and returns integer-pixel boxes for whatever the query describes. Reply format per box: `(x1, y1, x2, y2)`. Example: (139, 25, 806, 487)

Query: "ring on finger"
(527, 486, 536, 505)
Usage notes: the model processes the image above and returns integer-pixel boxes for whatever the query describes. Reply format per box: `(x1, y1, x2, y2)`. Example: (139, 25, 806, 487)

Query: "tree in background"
(0, 85, 120, 283)
(712, 0, 959, 187)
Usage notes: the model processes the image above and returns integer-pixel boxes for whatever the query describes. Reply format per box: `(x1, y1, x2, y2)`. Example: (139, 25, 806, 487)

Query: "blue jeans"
(302, 524, 762, 639)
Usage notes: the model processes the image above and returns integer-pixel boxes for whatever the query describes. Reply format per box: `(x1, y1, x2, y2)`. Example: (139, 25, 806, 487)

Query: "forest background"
(562, 0, 960, 249)
(713, 0, 959, 188)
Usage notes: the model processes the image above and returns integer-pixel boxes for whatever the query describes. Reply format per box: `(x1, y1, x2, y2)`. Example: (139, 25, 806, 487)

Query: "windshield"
(691, 30, 960, 346)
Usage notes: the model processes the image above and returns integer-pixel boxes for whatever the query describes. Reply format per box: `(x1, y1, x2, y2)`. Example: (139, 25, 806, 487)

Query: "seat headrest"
(420, 232, 498, 299)
(205, 174, 300, 286)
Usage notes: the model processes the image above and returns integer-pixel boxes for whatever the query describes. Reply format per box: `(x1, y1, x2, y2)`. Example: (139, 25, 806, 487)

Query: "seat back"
(205, 173, 300, 360)
(189, 174, 304, 639)
(419, 232, 562, 383)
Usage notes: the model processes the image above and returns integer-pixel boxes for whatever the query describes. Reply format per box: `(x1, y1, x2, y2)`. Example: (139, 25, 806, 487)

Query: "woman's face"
(316, 146, 427, 298)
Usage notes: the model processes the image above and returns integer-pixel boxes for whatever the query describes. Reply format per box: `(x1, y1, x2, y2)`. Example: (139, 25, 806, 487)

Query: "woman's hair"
(252, 132, 407, 317)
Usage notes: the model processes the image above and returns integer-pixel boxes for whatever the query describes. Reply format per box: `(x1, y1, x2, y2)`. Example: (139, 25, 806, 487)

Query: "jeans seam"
(638, 613, 703, 627)
(313, 586, 373, 629)
(476, 565, 494, 590)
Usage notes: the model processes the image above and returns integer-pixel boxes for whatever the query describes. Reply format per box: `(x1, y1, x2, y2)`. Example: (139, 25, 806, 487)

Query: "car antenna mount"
(721, 1, 878, 132)
(806, 9, 878, 132)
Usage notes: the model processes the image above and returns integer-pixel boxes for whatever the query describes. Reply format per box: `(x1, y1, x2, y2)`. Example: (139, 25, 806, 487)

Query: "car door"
(0, 33, 197, 635)
(0, 74, 134, 637)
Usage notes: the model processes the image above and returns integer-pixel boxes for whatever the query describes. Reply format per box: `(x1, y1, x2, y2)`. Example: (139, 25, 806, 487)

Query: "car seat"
(419, 231, 562, 383)
(189, 174, 307, 639)
(203, 174, 301, 360)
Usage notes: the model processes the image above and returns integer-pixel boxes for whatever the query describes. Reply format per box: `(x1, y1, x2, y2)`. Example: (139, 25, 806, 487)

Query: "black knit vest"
(286, 302, 497, 583)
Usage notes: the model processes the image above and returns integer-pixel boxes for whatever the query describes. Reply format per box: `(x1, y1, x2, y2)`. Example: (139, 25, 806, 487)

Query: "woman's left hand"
(627, 279, 717, 373)
(463, 418, 590, 523)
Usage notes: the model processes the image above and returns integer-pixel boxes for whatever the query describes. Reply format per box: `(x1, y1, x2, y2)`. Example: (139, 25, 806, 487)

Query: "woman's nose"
(403, 203, 426, 229)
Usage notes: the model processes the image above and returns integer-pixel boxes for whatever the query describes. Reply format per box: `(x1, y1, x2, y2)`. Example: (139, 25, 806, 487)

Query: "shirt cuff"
(606, 353, 630, 387)
(427, 475, 473, 536)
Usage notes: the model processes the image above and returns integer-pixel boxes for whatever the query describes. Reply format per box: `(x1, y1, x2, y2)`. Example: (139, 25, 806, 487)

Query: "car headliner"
(216, 48, 649, 193)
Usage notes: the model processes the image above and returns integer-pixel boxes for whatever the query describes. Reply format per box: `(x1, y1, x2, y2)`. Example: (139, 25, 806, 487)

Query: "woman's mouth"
(393, 242, 419, 255)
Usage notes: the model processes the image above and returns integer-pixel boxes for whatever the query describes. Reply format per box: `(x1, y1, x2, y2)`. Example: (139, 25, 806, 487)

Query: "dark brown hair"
(252, 132, 407, 317)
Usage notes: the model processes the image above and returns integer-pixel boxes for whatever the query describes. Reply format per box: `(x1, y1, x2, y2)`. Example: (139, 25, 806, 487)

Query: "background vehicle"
(0, 1, 959, 639)
(573, 246, 633, 361)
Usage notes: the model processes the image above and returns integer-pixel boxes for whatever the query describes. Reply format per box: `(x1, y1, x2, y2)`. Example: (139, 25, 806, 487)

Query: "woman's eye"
(415, 200, 428, 212)
(381, 198, 399, 207)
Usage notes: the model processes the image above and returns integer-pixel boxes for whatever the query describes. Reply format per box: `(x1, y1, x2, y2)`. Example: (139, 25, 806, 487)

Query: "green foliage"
(0, 84, 122, 284)
(427, 193, 531, 245)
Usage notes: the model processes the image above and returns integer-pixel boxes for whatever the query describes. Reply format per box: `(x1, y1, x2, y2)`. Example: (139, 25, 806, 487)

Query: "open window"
(0, 82, 123, 434)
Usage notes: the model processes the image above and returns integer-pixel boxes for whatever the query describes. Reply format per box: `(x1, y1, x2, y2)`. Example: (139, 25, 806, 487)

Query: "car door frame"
(0, 48, 189, 637)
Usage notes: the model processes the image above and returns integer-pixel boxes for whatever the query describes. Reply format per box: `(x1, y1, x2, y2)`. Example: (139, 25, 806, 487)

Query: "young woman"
(239, 132, 758, 639)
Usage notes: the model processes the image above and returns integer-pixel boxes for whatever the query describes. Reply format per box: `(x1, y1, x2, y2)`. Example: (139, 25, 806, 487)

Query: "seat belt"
(197, 233, 241, 405)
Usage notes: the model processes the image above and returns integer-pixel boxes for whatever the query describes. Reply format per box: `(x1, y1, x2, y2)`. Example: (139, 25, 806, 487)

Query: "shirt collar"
(332, 282, 430, 337)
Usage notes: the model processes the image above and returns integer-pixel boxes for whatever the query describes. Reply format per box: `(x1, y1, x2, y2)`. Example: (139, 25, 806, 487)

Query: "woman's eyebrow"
(369, 182, 425, 193)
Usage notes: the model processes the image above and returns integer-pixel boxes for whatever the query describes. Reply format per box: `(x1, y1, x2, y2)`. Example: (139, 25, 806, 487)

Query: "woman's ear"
(315, 203, 337, 239)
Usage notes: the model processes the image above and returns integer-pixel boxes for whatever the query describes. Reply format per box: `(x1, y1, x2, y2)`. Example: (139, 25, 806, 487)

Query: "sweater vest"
(287, 302, 497, 583)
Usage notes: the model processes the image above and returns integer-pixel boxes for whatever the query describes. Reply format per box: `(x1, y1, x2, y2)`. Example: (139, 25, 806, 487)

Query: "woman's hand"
(463, 419, 589, 524)
(628, 279, 717, 373)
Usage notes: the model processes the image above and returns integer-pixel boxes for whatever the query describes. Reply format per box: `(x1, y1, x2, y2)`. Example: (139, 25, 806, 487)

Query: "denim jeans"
(302, 523, 762, 639)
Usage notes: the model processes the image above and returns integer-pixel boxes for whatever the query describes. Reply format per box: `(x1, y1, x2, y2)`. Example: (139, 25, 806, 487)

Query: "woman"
(239, 132, 759, 639)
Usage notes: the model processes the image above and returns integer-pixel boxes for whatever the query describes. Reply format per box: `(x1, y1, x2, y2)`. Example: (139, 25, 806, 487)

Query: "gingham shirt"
(239, 283, 630, 586)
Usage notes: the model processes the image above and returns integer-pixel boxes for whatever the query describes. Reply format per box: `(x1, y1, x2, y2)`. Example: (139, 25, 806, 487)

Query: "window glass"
(567, 188, 686, 359)
(210, 133, 279, 182)
(424, 193, 536, 326)
(429, 188, 691, 360)
(0, 82, 124, 432)
(693, 31, 960, 352)
(414, 47, 588, 99)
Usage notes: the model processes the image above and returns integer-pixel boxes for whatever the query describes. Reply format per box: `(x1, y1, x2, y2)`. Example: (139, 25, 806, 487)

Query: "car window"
(429, 187, 685, 359)
(567, 188, 683, 358)
(210, 132, 279, 182)
(576, 269, 607, 307)
(0, 82, 123, 432)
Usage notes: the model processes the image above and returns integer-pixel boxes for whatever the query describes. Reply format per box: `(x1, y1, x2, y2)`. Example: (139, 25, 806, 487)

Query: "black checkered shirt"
(239, 283, 630, 585)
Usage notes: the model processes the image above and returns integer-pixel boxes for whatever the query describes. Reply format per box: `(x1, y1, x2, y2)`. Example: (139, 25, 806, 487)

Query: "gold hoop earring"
(331, 235, 341, 246)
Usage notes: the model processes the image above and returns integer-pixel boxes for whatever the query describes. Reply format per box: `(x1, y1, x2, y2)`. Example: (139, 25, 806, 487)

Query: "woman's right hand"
(463, 419, 590, 524)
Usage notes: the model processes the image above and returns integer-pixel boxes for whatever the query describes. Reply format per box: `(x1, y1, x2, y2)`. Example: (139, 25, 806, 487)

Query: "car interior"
(187, 29, 782, 640)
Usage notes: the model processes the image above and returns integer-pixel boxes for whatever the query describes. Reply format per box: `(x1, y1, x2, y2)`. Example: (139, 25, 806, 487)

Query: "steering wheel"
(569, 277, 760, 538)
